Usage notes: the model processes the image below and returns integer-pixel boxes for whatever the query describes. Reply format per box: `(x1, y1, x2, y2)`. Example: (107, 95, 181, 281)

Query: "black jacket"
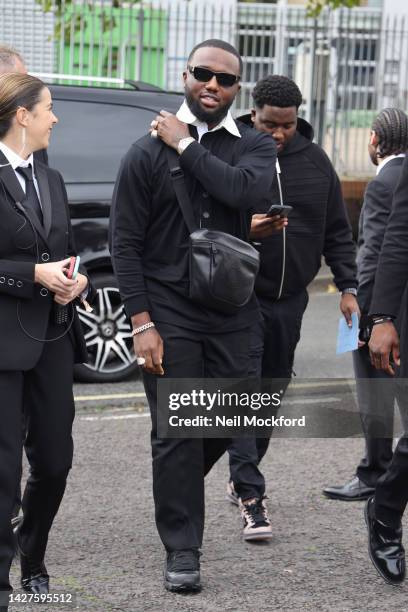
(0, 151, 91, 369)
(110, 121, 276, 332)
(370, 154, 408, 319)
(238, 115, 357, 300)
(357, 157, 404, 314)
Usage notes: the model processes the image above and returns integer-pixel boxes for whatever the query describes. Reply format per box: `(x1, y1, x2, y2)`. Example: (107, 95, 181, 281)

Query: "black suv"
(47, 83, 183, 382)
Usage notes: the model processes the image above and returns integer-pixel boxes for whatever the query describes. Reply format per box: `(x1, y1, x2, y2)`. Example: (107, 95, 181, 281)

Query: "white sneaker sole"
(243, 529, 273, 541)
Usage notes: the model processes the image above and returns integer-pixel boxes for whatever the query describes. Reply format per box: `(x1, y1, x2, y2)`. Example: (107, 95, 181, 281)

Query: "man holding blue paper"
(324, 108, 408, 503)
(336, 311, 359, 355)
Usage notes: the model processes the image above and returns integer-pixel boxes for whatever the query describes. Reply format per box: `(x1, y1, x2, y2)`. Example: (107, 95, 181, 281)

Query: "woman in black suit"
(0, 73, 91, 606)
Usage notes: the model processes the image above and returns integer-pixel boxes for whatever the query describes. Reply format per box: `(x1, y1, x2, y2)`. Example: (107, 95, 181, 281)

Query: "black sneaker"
(164, 549, 201, 593)
(239, 497, 272, 541)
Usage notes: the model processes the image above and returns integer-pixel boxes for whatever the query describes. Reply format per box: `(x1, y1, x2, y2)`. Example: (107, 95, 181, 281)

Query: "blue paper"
(336, 312, 359, 355)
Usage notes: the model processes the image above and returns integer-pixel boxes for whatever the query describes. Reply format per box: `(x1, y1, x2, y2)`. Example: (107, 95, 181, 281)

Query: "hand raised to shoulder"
(150, 110, 190, 150)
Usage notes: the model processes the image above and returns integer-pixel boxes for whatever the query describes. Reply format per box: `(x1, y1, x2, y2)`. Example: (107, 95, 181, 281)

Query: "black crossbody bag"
(166, 148, 259, 315)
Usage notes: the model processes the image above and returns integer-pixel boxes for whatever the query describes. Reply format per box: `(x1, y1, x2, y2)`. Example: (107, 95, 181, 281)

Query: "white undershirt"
(0, 140, 42, 205)
(176, 100, 241, 143)
(376, 153, 405, 175)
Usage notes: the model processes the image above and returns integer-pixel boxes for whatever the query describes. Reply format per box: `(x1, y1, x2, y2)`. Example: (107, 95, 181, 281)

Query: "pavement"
(10, 278, 408, 611)
(10, 422, 408, 611)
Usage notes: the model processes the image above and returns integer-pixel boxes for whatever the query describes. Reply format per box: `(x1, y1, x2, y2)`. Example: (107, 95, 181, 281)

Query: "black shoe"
(323, 476, 375, 501)
(164, 549, 201, 593)
(20, 554, 49, 595)
(14, 524, 49, 595)
(365, 496, 405, 586)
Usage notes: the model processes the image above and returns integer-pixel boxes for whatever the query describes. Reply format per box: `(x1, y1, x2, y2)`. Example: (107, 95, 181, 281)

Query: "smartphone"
(266, 204, 293, 218)
(66, 256, 81, 279)
(72, 255, 81, 279)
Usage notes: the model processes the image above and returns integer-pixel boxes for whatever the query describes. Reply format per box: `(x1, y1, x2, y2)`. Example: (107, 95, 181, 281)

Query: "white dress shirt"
(0, 140, 42, 205)
(376, 153, 406, 175)
(176, 100, 241, 143)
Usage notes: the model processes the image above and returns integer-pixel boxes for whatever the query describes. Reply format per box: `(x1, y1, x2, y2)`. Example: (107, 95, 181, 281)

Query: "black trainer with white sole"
(240, 497, 272, 541)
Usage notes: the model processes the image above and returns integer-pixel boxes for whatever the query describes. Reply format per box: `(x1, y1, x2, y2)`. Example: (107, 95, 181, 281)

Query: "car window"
(48, 100, 155, 184)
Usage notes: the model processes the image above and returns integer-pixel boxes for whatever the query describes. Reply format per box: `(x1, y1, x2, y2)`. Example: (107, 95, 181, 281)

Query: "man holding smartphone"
(226, 75, 358, 540)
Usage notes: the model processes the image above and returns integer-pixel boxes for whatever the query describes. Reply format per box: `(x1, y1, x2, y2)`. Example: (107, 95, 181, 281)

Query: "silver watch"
(177, 137, 195, 155)
(342, 288, 357, 297)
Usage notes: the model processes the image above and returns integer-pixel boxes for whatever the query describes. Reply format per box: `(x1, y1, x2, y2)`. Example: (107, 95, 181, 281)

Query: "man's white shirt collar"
(0, 140, 34, 171)
(376, 153, 405, 175)
(176, 100, 241, 142)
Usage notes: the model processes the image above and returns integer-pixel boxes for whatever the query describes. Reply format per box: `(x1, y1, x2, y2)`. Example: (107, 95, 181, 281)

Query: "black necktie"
(16, 164, 43, 224)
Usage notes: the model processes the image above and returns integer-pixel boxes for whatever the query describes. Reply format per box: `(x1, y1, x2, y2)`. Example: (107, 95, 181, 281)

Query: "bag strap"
(166, 146, 198, 234)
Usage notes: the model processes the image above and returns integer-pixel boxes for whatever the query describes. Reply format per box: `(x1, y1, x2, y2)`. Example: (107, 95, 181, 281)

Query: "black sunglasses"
(187, 65, 240, 88)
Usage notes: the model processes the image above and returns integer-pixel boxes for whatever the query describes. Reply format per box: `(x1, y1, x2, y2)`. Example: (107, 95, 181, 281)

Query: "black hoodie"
(239, 114, 357, 300)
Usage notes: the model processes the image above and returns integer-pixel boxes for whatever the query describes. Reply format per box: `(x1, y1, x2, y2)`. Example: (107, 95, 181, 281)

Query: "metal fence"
(2, 0, 408, 178)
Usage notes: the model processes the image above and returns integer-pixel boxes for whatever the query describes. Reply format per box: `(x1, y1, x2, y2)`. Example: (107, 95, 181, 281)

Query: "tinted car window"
(48, 100, 155, 183)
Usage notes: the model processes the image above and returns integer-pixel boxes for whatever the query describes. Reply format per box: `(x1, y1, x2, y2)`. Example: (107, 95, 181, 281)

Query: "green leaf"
(306, 0, 360, 17)
(36, 0, 140, 39)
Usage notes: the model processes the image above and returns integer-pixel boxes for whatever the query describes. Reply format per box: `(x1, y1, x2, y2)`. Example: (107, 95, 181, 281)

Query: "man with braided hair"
(324, 108, 408, 502)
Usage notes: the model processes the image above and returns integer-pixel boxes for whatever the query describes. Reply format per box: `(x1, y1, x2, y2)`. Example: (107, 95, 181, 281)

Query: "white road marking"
(74, 380, 355, 403)
(74, 392, 146, 402)
(79, 396, 342, 422)
(284, 396, 341, 405)
(81, 413, 150, 422)
(291, 380, 355, 389)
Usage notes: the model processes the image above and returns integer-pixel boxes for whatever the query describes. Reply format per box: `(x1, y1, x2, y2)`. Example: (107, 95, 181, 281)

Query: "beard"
(185, 89, 234, 125)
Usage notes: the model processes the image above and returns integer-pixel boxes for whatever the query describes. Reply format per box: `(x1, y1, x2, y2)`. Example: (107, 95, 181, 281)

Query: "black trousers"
(12, 418, 25, 520)
(353, 344, 396, 488)
(228, 291, 309, 500)
(0, 323, 75, 594)
(142, 321, 250, 552)
(374, 307, 408, 527)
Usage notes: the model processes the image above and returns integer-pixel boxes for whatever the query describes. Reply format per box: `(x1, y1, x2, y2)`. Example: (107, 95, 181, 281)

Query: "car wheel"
(74, 273, 138, 383)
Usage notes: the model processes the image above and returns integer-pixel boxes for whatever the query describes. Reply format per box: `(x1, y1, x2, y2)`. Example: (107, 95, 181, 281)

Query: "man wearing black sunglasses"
(187, 65, 240, 89)
(110, 39, 276, 593)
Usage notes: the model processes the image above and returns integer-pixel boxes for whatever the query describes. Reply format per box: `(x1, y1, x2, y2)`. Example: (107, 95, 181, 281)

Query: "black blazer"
(370, 154, 408, 319)
(0, 150, 89, 370)
(357, 157, 404, 313)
